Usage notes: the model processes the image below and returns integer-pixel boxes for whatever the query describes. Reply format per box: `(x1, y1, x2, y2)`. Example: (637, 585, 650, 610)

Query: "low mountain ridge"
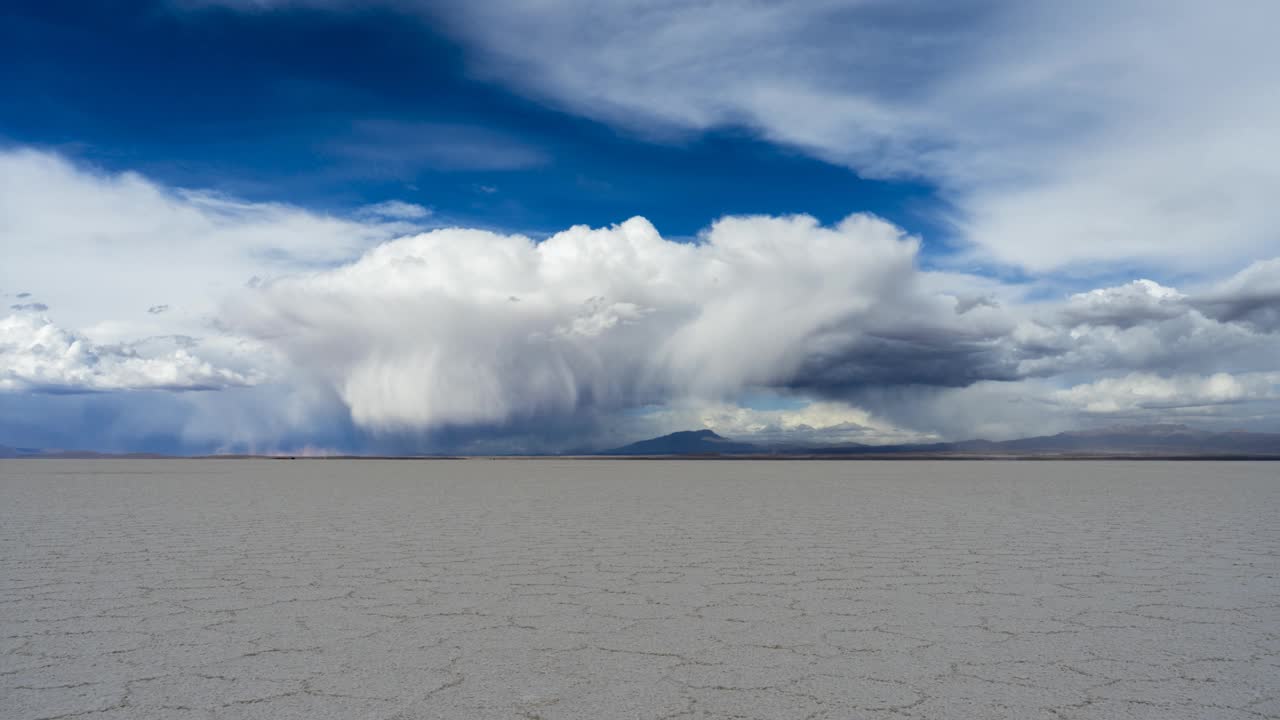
(597, 424, 1280, 457)
(5, 425, 1278, 459)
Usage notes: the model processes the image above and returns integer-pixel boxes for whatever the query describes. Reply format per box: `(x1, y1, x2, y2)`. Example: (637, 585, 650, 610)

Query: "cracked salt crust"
(1, 459, 1277, 719)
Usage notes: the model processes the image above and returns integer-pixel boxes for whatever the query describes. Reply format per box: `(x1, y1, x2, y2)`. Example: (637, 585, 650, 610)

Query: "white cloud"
(200, 1, 1280, 275)
(224, 207, 1276, 439)
(663, 400, 939, 446)
(1061, 279, 1186, 328)
(1054, 372, 1280, 414)
(5, 147, 1280, 449)
(1013, 277, 1280, 380)
(228, 212, 1030, 431)
(0, 312, 256, 392)
(0, 148, 420, 343)
(852, 371, 1280, 442)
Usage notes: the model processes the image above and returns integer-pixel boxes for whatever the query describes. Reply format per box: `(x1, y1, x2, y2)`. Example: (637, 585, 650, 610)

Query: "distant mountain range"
(594, 424, 1280, 458)
(4, 424, 1279, 459)
(0, 445, 169, 459)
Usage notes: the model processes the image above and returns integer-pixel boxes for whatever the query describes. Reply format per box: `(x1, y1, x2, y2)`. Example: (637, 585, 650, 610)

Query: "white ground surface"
(1, 459, 1278, 720)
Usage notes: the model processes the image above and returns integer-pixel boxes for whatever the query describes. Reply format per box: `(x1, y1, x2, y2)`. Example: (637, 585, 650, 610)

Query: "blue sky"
(2, 0, 1279, 454)
(2, 1, 939, 243)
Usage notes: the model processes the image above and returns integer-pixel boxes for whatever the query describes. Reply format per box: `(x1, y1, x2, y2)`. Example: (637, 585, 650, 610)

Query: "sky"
(2, 0, 1279, 454)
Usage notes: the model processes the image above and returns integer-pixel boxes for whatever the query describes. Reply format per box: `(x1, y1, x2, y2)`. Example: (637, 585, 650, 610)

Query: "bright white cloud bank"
(230, 213, 1021, 431)
(0, 148, 419, 342)
(229, 209, 1280, 440)
(0, 313, 255, 392)
(1055, 372, 1280, 415)
(3, 148, 1280, 450)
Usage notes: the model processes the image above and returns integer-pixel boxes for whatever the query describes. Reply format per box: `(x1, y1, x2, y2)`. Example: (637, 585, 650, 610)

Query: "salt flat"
(1, 460, 1277, 720)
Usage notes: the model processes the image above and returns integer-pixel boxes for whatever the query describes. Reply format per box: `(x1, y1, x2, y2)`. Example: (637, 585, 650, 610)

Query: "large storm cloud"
(226, 211, 1280, 439)
(3, 148, 1279, 451)
(227, 213, 1021, 431)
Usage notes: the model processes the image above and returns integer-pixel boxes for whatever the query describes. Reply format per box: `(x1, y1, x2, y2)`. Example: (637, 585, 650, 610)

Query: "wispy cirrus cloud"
(185, 0, 1280, 276)
(326, 120, 549, 177)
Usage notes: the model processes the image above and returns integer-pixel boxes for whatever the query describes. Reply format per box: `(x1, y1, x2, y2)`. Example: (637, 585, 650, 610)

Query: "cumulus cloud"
(1060, 280, 1186, 328)
(1012, 277, 1280, 380)
(219, 209, 1277, 441)
(229, 213, 1020, 431)
(212, 206, 1280, 443)
(0, 147, 427, 403)
(5, 147, 1280, 450)
(0, 312, 255, 392)
(1054, 372, 1279, 415)
(648, 400, 940, 446)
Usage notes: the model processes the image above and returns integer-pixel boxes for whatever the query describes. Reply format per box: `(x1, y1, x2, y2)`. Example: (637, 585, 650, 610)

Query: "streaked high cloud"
(189, 0, 1280, 276)
(327, 120, 549, 177)
(446, 1, 1280, 275)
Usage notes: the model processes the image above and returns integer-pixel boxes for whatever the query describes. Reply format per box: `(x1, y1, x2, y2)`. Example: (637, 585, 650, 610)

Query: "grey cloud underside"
(784, 333, 1019, 392)
(825, 274, 1266, 388)
(1194, 259, 1280, 333)
(0, 384, 363, 455)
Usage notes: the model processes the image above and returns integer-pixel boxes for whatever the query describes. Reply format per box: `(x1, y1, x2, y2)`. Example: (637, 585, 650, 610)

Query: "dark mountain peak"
(593, 423, 1280, 458)
(600, 429, 760, 455)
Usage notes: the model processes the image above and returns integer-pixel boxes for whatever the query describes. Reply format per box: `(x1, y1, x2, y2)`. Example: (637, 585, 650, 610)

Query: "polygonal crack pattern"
(2, 459, 1277, 719)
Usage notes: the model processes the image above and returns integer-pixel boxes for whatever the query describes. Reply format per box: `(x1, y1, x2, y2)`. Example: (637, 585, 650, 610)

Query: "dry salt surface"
(1, 460, 1278, 720)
